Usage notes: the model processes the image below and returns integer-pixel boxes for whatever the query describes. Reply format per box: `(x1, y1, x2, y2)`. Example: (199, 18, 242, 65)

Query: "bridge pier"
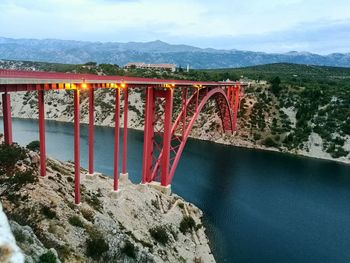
(142, 87, 155, 184)
(160, 88, 173, 187)
(120, 87, 128, 180)
(232, 84, 240, 131)
(141, 87, 173, 186)
(38, 89, 46, 176)
(88, 87, 94, 175)
(2, 93, 13, 145)
(148, 181, 172, 195)
(74, 89, 81, 205)
(113, 88, 120, 191)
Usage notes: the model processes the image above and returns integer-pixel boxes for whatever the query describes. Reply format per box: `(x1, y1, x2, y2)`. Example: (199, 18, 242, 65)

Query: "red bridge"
(0, 69, 243, 204)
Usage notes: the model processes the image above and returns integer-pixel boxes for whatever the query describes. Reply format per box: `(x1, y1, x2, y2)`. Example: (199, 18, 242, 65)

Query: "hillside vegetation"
(204, 63, 350, 158)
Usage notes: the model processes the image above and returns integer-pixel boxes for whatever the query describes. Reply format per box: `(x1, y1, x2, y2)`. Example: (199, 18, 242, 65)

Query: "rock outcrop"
(0, 203, 24, 263)
(0, 143, 215, 262)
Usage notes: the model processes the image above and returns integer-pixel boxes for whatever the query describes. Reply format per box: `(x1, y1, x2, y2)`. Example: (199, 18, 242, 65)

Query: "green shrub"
(13, 229, 26, 243)
(81, 208, 95, 222)
(121, 240, 136, 259)
(180, 216, 196, 234)
(68, 216, 84, 228)
(39, 250, 56, 263)
(41, 205, 57, 219)
(66, 176, 73, 183)
(149, 226, 169, 245)
(0, 143, 26, 175)
(327, 144, 349, 158)
(27, 140, 40, 152)
(177, 202, 184, 209)
(262, 137, 279, 148)
(253, 133, 261, 141)
(86, 227, 109, 259)
(8, 170, 38, 190)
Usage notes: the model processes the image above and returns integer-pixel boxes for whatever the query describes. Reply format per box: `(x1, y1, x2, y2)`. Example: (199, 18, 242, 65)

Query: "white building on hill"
(125, 62, 176, 72)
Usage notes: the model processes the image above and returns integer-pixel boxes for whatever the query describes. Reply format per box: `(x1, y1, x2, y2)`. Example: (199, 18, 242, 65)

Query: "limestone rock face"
(0, 203, 24, 263)
(0, 149, 215, 263)
(9, 221, 61, 263)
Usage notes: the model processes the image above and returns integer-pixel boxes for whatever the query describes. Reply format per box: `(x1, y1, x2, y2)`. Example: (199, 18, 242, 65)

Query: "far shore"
(4, 115, 350, 166)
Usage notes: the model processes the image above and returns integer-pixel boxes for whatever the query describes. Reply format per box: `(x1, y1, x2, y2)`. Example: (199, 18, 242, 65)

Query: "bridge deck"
(0, 69, 235, 91)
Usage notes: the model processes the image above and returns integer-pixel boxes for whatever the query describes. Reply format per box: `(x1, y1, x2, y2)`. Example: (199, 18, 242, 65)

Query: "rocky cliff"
(0, 139, 215, 263)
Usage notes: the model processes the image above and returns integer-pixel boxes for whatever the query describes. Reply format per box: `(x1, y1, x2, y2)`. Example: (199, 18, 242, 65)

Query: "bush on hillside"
(263, 137, 279, 148)
(68, 216, 84, 228)
(85, 227, 109, 259)
(7, 170, 38, 190)
(180, 216, 196, 234)
(0, 143, 26, 176)
(149, 226, 169, 245)
(27, 140, 40, 152)
(121, 240, 136, 259)
(38, 250, 56, 263)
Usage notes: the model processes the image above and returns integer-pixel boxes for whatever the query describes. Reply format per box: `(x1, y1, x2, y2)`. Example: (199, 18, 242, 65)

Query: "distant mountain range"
(0, 37, 350, 69)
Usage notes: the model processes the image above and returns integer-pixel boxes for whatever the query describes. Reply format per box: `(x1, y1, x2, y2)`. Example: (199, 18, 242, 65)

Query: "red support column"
(88, 87, 94, 175)
(113, 88, 120, 191)
(2, 93, 13, 145)
(141, 87, 155, 184)
(74, 89, 81, 205)
(181, 88, 187, 138)
(233, 85, 240, 131)
(160, 88, 173, 186)
(38, 90, 46, 176)
(121, 87, 128, 175)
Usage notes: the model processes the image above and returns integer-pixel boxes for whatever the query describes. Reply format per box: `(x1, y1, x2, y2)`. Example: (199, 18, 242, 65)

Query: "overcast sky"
(0, 0, 349, 54)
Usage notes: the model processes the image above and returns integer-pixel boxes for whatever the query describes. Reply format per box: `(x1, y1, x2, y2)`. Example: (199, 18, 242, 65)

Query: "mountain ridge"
(0, 37, 350, 68)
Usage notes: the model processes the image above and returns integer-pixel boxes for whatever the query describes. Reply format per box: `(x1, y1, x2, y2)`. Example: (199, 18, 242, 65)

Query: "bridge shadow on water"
(2, 117, 350, 263)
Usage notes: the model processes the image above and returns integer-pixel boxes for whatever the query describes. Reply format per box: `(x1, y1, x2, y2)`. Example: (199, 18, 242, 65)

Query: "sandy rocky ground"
(0, 137, 215, 262)
(1, 88, 349, 164)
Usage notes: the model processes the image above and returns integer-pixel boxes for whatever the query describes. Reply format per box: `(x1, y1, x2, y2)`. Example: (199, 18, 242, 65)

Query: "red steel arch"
(142, 86, 238, 186)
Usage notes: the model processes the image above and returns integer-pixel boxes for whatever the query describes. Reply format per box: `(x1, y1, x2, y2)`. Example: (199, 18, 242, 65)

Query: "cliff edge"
(0, 139, 215, 262)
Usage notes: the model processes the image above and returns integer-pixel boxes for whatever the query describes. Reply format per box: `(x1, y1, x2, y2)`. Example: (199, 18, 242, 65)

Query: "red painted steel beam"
(2, 93, 13, 145)
(74, 89, 81, 205)
(113, 88, 120, 191)
(38, 90, 46, 176)
(160, 88, 174, 186)
(233, 85, 240, 131)
(0, 69, 239, 91)
(122, 87, 128, 174)
(88, 87, 94, 174)
(181, 88, 188, 138)
(141, 87, 155, 184)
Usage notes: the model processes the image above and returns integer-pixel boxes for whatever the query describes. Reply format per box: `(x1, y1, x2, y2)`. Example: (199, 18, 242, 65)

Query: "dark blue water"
(2, 118, 350, 263)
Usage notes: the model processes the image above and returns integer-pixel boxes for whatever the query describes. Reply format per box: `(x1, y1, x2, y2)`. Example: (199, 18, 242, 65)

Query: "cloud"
(178, 19, 350, 54)
(0, 0, 349, 53)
